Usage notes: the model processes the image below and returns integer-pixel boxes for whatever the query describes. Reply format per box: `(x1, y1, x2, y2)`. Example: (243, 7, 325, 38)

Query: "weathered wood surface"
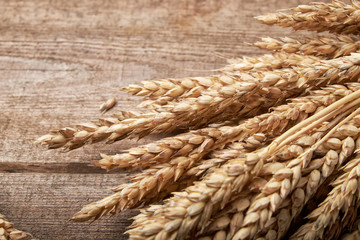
(0, 0, 323, 239)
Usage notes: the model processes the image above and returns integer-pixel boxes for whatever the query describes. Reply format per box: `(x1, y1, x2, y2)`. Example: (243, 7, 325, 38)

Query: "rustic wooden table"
(0, 0, 318, 239)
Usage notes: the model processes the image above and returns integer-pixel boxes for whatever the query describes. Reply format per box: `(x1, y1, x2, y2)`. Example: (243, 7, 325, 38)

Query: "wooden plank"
(0, 0, 326, 239)
(0, 173, 136, 239)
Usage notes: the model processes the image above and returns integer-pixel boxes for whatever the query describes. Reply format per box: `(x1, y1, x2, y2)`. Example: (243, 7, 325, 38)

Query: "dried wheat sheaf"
(33, 0, 360, 240)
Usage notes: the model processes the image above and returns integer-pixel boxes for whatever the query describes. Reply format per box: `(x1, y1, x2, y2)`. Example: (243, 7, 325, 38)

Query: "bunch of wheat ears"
(4, 0, 359, 239)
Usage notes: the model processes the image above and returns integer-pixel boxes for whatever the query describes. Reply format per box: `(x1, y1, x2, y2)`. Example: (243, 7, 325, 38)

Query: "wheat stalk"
(256, 0, 360, 34)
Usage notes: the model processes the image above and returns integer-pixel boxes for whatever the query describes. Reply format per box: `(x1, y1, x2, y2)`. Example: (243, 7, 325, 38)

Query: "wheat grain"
(99, 97, 116, 114)
(256, 0, 360, 34)
(254, 35, 360, 58)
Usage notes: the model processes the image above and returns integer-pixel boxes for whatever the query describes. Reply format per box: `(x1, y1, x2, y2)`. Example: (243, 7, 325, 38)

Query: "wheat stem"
(259, 88, 360, 159)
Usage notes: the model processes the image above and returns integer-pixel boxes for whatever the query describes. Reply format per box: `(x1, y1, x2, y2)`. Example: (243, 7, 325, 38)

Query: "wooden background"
(0, 0, 325, 239)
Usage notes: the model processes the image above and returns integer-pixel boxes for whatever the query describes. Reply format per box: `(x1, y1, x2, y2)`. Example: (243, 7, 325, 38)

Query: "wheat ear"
(0, 214, 36, 240)
(126, 53, 318, 107)
(126, 88, 360, 240)
(94, 83, 352, 171)
(135, 53, 320, 110)
(34, 110, 140, 149)
(36, 53, 360, 150)
(189, 127, 358, 240)
(254, 35, 360, 58)
(96, 82, 360, 172)
(194, 160, 292, 240)
(253, 133, 357, 240)
(256, 0, 360, 35)
(123, 76, 222, 107)
(290, 143, 360, 240)
(124, 132, 324, 239)
(139, 53, 319, 110)
(231, 107, 360, 240)
(200, 128, 357, 240)
(222, 53, 319, 72)
(71, 132, 268, 222)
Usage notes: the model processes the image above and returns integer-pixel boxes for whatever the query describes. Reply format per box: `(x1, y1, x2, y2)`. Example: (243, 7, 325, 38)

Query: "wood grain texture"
(0, 0, 326, 239)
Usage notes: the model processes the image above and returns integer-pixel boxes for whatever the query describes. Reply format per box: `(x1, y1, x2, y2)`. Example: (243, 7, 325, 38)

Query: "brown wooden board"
(0, 0, 327, 239)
